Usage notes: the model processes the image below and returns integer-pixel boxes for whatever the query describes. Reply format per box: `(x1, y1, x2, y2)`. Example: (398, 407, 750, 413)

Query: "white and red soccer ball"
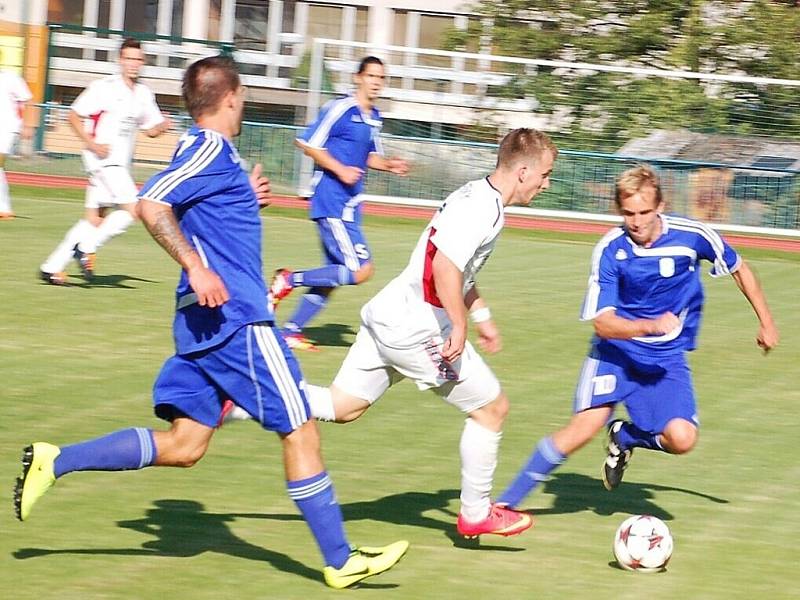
(613, 515, 673, 572)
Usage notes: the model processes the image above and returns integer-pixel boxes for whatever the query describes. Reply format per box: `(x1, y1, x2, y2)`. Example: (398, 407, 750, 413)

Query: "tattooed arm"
(138, 198, 229, 308)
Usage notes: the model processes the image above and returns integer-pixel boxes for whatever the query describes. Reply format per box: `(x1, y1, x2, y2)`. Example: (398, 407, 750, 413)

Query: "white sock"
(41, 219, 96, 273)
(306, 384, 336, 421)
(0, 167, 11, 213)
(459, 417, 502, 523)
(79, 209, 134, 253)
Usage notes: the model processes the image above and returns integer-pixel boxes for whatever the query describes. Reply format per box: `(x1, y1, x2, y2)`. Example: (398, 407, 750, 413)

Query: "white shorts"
(0, 130, 18, 155)
(85, 166, 138, 209)
(333, 326, 501, 413)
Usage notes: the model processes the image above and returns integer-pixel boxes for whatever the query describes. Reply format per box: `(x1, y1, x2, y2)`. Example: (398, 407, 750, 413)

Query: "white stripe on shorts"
(246, 326, 266, 423)
(574, 354, 600, 412)
(326, 217, 360, 271)
(252, 325, 308, 429)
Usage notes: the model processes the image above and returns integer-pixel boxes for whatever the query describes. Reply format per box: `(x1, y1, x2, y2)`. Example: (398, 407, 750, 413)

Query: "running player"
(39, 37, 170, 285)
(497, 164, 779, 508)
(301, 128, 557, 538)
(15, 55, 407, 589)
(269, 56, 409, 351)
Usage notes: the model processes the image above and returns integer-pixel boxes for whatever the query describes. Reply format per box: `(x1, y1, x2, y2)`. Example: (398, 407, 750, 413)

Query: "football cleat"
(323, 540, 409, 589)
(39, 270, 68, 286)
(14, 442, 60, 521)
(217, 399, 251, 426)
(72, 245, 95, 281)
(269, 268, 294, 310)
(456, 504, 534, 539)
(0, 211, 15, 220)
(283, 332, 319, 353)
(602, 419, 633, 491)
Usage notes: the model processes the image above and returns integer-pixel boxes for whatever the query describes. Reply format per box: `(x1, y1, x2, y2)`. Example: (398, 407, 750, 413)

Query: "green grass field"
(2, 186, 798, 600)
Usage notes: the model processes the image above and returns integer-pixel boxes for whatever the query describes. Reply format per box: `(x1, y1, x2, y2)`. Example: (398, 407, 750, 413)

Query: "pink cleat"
(456, 504, 534, 539)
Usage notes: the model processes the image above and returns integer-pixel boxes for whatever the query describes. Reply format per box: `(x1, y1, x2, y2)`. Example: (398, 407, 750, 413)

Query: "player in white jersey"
(39, 38, 170, 285)
(305, 128, 558, 539)
(0, 57, 33, 220)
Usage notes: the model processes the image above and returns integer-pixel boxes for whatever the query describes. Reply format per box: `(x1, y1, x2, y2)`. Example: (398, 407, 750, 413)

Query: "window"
(124, 0, 158, 35)
(355, 7, 368, 43)
(208, 0, 222, 41)
(235, 0, 269, 51)
(48, 0, 85, 25)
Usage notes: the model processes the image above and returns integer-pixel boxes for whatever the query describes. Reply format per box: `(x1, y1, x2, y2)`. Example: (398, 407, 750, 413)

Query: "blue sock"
(616, 422, 664, 451)
(287, 471, 351, 568)
(497, 437, 566, 508)
(53, 428, 156, 478)
(285, 289, 328, 332)
(293, 265, 354, 288)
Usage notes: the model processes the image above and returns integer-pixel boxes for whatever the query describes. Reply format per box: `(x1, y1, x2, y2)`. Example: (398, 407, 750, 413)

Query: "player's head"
(615, 164, 665, 246)
(354, 56, 385, 103)
(183, 55, 244, 135)
(495, 128, 558, 206)
(119, 38, 145, 83)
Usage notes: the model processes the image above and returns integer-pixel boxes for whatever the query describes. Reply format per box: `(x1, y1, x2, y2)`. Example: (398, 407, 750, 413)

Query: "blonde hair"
(615, 164, 663, 208)
(496, 128, 558, 169)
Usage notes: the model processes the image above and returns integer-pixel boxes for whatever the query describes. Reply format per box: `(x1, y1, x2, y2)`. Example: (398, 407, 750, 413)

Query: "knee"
(353, 262, 374, 284)
(472, 393, 509, 431)
(662, 420, 697, 455)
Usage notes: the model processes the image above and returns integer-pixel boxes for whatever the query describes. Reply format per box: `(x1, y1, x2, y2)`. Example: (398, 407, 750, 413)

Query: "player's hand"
(475, 319, 502, 354)
(187, 265, 229, 308)
(650, 312, 680, 335)
(159, 114, 173, 133)
(337, 165, 364, 186)
(249, 163, 272, 208)
(756, 321, 779, 354)
(89, 141, 111, 159)
(387, 157, 410, 176)
(441, 326, 466, 363)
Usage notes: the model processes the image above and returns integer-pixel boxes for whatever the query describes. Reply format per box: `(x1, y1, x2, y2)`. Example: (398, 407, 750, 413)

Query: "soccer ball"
(613, 515, 673, 572)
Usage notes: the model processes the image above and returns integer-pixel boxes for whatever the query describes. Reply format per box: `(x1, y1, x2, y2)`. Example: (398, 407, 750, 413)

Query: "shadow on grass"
(12, 499, 333, 586)
(532, 472, 728, 521)
(301, 323, 357, 349)
(240, 489, 525, 552)
(73, 273, 158, 289)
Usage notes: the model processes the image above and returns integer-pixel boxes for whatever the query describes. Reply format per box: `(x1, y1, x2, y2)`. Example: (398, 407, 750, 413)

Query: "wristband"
(470, 307, 492, 323)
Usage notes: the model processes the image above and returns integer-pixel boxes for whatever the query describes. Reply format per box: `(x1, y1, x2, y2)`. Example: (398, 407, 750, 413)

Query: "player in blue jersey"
(498, 164, 779, 508)
(269, 56, 409, 351)
(13, 55, 407, 589)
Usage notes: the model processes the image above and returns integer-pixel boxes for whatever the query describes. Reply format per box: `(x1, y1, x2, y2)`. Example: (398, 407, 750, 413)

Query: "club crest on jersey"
(659, 257, 675, 277)
(615, 248, 628, 260)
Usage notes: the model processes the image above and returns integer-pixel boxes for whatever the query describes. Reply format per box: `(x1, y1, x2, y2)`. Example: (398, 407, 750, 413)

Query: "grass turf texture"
(1, 188, 798, 600)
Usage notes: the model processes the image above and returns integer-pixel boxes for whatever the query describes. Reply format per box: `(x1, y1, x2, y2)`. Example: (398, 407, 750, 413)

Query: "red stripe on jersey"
(16, 102, 24, 120)
(89, 111, 106, 138)
(422, 226, 443, 307)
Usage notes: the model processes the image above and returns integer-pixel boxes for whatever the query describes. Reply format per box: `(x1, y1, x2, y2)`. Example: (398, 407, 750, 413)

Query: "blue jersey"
(138, 126, 272, 355)
(297, 95, 383, 222)
(580, 214, 740, 363)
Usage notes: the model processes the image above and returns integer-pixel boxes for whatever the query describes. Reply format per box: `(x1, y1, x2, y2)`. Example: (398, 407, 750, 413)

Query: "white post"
(267, 0, 283, 78)
(82, 0, 99, 60)
(156, 0, 174, 66)
(298, 38, 325, 196)
(219, 0, 236, 42)
(183, 0, 209, 41)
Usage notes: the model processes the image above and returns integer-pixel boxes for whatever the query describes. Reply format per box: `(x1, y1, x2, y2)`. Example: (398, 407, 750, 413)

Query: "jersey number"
(354, 243, 370, 260)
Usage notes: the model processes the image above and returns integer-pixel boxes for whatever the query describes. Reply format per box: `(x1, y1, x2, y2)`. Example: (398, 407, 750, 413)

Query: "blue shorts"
(572, 341, 698, 434)
(153, 323, 310, 433)
(316, 217, 371, 272)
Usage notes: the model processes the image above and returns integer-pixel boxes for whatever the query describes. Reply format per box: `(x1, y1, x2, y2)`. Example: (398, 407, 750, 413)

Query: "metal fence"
(14, 103, 800, 234)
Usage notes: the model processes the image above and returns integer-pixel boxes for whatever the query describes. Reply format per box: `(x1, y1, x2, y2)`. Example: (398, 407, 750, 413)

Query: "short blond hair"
(615, 164, 663, 208)
(496, 128, 558, 170)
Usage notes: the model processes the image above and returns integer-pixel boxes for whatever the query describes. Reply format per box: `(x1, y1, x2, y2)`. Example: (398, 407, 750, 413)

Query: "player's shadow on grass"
(533, 472, 728, 520)
(12, 499, 338, 587)
(57, 274, 158, 289)
(302, 323, 356, 348)
(241, 488, 524, 552)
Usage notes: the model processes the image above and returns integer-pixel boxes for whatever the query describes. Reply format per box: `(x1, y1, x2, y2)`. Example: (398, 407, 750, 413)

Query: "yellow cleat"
(323, 540, 409, 589)
(14, 442, 60, 521)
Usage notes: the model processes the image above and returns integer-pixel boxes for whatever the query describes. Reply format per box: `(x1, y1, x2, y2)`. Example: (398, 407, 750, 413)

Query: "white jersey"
(0, 71, 32, 134)
(71, 74, 164, 172)
(362, 177, 505, 348)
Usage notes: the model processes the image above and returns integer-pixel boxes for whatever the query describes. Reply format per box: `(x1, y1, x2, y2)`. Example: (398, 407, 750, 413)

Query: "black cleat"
(39, 270, 67, 285)
(602, 419, 633, 491)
